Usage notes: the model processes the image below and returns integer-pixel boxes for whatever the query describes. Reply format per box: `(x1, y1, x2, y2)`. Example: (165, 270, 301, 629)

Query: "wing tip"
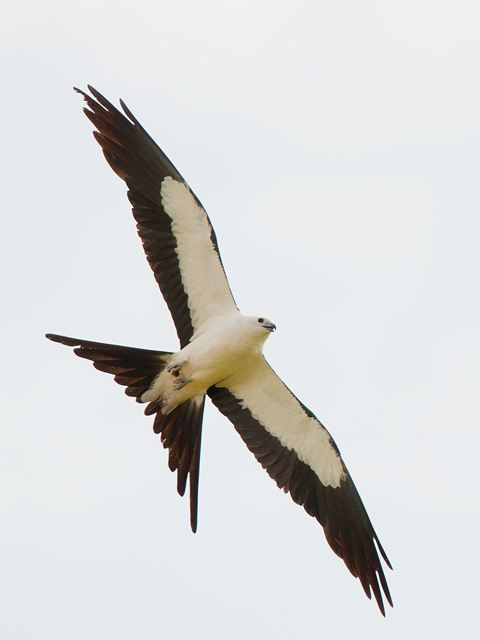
(73, 85, 86, 98)
(375, 534, 393, 571)
(119, 97, 137, 124)
(45, 333, 79, 347)
(74, 85, 135, 125)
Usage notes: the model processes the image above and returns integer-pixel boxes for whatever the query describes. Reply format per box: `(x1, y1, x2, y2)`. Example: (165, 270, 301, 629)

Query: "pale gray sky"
(2, 1, 479, 638)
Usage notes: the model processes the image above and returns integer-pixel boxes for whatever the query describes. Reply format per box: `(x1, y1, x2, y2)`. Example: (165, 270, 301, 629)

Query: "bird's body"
(143, 312, 275, 413)
(47, 86, 393, 615)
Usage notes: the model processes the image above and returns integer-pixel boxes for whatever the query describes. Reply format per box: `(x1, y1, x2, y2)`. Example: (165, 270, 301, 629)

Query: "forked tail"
(46, 333, 205, 532)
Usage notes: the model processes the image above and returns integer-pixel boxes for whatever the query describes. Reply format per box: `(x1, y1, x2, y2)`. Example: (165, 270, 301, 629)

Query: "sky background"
(2, 1, 479, 637)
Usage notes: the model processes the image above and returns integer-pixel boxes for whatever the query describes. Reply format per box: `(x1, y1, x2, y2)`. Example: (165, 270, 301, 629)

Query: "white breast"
(142, 312, 265, 406)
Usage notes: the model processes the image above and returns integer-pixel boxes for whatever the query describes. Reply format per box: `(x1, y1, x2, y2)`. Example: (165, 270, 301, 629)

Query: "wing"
(75, 86, 237, 348)
(208, 358, 393, 615)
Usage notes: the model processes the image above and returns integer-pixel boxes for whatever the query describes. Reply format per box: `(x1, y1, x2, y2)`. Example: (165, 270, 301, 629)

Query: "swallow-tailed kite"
(46, 86, 393, 615)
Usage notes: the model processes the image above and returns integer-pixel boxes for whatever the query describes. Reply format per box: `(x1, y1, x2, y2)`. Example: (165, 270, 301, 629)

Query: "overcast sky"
(2, 1, 479, 638)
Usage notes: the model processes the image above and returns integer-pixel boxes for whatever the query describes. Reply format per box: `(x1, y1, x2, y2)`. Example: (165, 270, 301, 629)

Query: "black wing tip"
(119, 97, 136, 123)
(75, 84, 103, 102)
(73, 85, 87, 98)
(74, 85, 100, 107)
(375, 534, 394, 570)
(364, 564, 393, 616)
(378, 567, 394, 611)
(45, 333, 79, 347)
(355, 547, 393, 616)
(357, 569, 390, 617)
(74, 85, 135, 125)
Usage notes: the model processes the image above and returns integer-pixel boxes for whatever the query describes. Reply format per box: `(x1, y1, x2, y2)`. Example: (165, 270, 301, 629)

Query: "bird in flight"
(46, 86, 393, 615)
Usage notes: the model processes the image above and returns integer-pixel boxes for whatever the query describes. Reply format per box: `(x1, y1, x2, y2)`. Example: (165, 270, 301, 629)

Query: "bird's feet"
(173, 376, 192, 391)
(167, 360, 187, 377)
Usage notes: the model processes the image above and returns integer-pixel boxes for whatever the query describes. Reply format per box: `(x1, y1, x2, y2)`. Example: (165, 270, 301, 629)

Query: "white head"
(239, 315, 276, 346)
(253, 316, 276, 333)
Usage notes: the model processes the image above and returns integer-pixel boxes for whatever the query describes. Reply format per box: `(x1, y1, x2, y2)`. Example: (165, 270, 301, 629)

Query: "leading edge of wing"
(75, 86, 237, 347)
(208, 361, 393, 615)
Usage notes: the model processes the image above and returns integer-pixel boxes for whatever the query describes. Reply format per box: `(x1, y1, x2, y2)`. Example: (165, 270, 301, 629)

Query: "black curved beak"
(266, 323, 276, 332)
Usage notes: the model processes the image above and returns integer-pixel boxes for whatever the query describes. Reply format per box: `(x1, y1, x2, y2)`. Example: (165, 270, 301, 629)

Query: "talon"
(173, 376, 192, 390)
(167, 360, 186, 377)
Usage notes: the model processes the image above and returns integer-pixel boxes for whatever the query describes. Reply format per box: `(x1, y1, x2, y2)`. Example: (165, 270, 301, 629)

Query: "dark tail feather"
(46, 333, 205, 531)
(46, 333, 172, 401)
(152, 396, 205, 532)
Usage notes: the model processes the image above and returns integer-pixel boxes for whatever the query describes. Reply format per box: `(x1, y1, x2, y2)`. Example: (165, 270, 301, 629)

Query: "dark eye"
(257, 317, 264, 323)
